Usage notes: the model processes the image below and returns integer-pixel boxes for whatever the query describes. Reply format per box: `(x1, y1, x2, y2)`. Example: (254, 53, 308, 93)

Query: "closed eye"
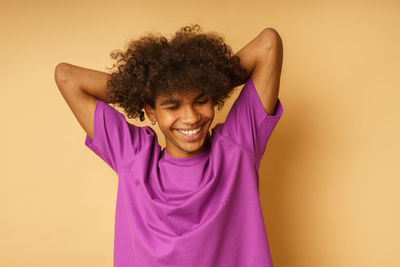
(167, 99, 208, 110)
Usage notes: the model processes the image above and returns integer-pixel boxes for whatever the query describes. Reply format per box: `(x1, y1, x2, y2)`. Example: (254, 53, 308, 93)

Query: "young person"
(55, 24, 283, 267)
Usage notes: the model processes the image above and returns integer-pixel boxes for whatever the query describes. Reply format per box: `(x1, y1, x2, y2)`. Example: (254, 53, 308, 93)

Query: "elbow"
(261, 28, 283, 50)
(54, 63, 71, 86)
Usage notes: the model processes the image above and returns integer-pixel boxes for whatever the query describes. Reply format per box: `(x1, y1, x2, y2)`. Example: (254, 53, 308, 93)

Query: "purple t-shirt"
(85, 75, 283, 267)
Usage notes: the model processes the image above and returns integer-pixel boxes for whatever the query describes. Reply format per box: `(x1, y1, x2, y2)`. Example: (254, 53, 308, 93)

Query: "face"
(144, 89, 215, 158)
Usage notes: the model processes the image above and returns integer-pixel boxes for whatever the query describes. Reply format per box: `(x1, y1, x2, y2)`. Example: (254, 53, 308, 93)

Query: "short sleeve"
(84, 99, 152, 173)
(218, 75, 283, 167)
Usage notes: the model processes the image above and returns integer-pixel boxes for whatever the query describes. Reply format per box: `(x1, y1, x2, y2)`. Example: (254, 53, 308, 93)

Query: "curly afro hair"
(105, 24, 247, 122)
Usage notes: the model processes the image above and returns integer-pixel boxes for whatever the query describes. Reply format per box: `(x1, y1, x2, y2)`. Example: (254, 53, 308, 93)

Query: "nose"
(181, 105, 201, 125)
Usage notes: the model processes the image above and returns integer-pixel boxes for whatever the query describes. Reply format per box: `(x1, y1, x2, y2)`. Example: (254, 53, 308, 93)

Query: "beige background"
(1, 0, 399, 266)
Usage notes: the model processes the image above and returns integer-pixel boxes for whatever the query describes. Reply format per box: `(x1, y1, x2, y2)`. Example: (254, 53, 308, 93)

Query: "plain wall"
(1, 0, 399, 266)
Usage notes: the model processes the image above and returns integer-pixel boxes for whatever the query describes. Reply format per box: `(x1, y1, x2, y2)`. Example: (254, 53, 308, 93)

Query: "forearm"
(232, 28, 278, 87)
(54, 63, 112, 103)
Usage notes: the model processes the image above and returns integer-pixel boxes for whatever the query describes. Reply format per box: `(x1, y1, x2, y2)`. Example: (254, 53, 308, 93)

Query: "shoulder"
(211, 124, 256, 158)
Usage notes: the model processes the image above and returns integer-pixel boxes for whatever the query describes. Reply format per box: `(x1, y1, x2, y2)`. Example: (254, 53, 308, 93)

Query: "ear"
(144, 103, 156, 121)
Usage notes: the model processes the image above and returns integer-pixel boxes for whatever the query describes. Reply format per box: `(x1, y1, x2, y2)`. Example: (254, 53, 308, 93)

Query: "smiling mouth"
(177, 126, 202, 136)
(175, 128, 202, 142)
(174, 122, 205, 132)
(173, 122, 207, 142)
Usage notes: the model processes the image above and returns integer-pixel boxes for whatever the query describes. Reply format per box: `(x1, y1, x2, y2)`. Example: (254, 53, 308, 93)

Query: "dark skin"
(144, 28, 283, 159)
(144, 89, 215, 158)
(55, 28, 282, 159)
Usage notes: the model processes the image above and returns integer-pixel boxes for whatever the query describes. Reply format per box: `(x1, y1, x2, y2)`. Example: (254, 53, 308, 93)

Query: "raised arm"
(54, 63, 111, 140)
(233, 29, 270, 86)
(233, 28, 283, 116)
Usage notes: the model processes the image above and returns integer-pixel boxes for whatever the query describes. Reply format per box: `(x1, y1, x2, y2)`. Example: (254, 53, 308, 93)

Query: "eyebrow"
(160, 92, 207, 106)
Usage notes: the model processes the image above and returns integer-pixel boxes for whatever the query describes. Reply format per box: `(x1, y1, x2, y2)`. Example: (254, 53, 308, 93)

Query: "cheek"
(158, 113, 177, 127)
(203, 104, 215, 118)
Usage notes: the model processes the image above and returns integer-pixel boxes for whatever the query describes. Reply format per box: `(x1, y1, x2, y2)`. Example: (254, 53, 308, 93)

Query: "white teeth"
(178, 127, 201, 136)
